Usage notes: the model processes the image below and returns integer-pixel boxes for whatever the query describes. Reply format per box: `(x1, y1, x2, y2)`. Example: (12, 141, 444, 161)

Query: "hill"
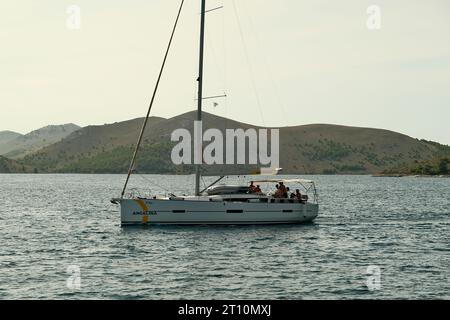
(0, 124, 81, 159)
(15, 111, 450, 174)
(0, 131, 22, 145)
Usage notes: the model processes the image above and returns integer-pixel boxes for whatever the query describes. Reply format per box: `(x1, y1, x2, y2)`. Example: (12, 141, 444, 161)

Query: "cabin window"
(227, 209, 243, 213)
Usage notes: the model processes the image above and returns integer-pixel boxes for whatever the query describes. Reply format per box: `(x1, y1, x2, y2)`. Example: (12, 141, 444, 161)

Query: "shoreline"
(0, 172, 449, 178)
(372, 173, 450, 178)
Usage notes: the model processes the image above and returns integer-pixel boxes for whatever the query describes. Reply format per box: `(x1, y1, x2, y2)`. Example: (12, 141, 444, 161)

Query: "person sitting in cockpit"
(296, 189, 304, 203)
(279, 182, 288, 198)
(286, 187, 291, 199)
(274, 184, 281, 198)
(248, 181, 256, 193)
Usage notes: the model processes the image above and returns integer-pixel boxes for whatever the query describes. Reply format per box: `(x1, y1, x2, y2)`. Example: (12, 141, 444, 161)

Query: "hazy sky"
(1, 0, 449, 144)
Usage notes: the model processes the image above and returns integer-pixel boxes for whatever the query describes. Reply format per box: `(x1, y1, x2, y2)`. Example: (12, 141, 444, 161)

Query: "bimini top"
(248, 179, 314, 185)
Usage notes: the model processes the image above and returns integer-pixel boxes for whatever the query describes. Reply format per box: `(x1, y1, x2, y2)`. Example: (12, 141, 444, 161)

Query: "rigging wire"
(206, 22, 226, 110)
(121, 0, 185, 198)
(231, 0, 266, 127)
(222, 2, 229, 131)
(137, 173, 171, 194)
(240, 1, 290, 127)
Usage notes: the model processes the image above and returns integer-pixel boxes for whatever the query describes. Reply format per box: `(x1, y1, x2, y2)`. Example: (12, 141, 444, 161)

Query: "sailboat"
(112, 0, 319, 225)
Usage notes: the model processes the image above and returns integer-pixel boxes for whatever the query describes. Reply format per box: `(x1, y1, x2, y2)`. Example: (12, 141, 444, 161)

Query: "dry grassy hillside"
(0, 131, 22, 145)
(0, 124, 80, 159)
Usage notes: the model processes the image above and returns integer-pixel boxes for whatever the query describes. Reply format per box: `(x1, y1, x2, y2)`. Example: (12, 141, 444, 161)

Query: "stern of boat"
(111, 198, 154, 225)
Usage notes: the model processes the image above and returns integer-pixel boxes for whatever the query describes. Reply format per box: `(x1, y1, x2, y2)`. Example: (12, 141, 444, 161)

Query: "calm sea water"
(0, 174, 449, 299)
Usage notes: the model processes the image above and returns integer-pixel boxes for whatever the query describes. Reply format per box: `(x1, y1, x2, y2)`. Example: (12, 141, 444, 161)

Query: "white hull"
(116, 197, 319, 226)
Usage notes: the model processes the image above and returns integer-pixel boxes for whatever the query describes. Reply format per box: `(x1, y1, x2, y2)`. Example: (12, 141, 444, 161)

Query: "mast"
(195, 0, 206, 196)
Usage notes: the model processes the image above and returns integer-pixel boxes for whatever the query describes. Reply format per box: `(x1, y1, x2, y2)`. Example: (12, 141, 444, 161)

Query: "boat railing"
(126, 189, 164, 199)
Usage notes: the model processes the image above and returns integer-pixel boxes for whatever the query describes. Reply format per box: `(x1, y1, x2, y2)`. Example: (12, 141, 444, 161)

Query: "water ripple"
(0, 174, 449, 299)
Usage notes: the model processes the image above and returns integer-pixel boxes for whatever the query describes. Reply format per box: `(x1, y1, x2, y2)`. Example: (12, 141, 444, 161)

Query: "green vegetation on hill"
(0, 156, 31, 173)
(56, 142, 194, 174)
(413, 158, 449, 175)
(383, 157, 449, 176)
(381, 141, 450, 175)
